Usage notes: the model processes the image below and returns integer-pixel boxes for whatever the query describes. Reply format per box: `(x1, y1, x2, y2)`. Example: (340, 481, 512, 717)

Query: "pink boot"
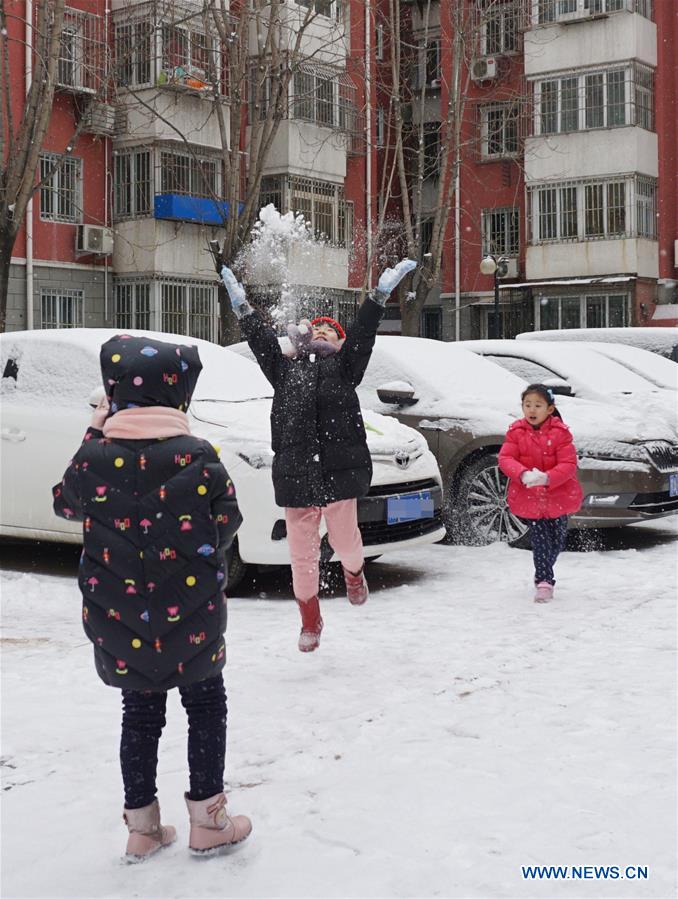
(297, 596, 323, 652)
(534, 581, 554, 603)
(343, 566, 369, 606)
(185, 792, 252, 856)
(123, 799, 176, 863)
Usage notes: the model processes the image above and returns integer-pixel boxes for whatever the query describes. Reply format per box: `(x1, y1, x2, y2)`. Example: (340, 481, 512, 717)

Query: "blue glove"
(377, 258, 417, 296)
(220, 265, 247, 311)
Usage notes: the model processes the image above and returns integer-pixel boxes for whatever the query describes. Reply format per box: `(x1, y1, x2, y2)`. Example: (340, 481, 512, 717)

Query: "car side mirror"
(88, 385, 105, 408)
(377, 382, 418, 407)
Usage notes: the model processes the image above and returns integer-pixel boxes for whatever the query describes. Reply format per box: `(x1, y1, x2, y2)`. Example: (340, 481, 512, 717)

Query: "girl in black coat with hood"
(52, 335, 251, 862)
(220, 259, 416, 653)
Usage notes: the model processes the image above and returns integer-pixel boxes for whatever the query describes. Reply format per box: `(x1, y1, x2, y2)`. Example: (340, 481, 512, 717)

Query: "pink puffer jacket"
(498, 415, 583, 520)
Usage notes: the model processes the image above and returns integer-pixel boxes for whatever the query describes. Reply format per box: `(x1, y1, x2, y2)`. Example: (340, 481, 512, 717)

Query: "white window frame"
(115, 281, 152, 329)
(535, 292, 631, 329)
(39, 153, 82, 224)
(480, 1, 519, 56)
(114, 277, 217, 340)
(534, 0, 651, 25)
(115, 19, 153, 88)
(259, 175, 349, 247)
(528, 175, 657, 243)
(159, 148, 221, 199)
(480, 104, 519, 159)
(482, 207, 520, 256)
(41, 288, 84, 328)
(534, 62, 654, 134)
(113, 148, 153, 219)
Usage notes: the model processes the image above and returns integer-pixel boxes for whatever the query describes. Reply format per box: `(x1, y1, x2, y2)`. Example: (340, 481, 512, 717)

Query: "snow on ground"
(1, 526, 677, 899)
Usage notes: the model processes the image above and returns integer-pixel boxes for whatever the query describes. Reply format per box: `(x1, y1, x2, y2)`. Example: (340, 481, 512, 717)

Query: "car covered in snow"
(517, 327, 678, 362)
(0, 329, 446, 586)
(231, 334, 678, 546)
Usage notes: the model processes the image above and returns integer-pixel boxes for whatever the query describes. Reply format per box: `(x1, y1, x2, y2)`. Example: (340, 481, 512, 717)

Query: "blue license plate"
(387, 490, 434, 525)
(670, 474, 678, 498)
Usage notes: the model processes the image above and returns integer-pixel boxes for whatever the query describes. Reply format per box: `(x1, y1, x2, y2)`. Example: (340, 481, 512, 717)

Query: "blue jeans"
(527, 516, 568, 585)
(120, 674, 227, 809)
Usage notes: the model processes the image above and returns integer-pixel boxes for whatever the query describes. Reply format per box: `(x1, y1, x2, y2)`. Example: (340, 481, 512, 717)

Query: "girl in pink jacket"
(498, 384, 583, 602)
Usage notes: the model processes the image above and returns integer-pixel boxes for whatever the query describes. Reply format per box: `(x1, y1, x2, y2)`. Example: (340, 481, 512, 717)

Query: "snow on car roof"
(0, 328, 273, 404)
(517, 327, 678, 359)
(554, 342, 678, 392)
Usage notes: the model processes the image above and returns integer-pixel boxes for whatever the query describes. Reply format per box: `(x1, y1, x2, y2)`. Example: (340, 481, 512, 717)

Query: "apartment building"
(7, 0, 369, 336)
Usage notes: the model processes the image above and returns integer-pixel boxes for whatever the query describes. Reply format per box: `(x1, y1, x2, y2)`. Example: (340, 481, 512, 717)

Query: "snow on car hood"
(190, 397, 431, 466)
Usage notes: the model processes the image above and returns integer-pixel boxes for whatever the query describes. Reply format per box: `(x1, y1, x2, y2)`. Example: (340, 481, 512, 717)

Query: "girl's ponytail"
(521, 383, 563, 420)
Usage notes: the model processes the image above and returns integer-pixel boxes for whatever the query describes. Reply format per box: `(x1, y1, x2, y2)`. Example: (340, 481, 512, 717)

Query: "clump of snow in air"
(237, 204, 326, 329)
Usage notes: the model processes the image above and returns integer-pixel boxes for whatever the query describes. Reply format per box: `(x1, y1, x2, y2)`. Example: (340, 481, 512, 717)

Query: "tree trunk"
(0, 227, 17, 333)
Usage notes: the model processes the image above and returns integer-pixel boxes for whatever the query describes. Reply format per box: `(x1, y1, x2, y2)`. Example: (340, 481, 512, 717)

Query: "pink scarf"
(103, 406, 191, 440)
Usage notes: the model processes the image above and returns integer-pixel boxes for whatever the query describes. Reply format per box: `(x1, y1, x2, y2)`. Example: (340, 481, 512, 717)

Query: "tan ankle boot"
(185, 792, 252, 856)
(123, 799, 176, 863)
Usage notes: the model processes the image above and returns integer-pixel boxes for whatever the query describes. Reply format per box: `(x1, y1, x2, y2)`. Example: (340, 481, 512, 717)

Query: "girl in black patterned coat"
(52, 334, 251, 862)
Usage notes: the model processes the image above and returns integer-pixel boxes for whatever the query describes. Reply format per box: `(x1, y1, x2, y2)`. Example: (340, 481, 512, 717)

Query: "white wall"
(253, 119, 347, 181)
(115, 89, 226, 150)
(525, 13, 657, 75)
(527, 237, 659, 280)
(113, 219, 219, 279)
(525, 128, 659, 182)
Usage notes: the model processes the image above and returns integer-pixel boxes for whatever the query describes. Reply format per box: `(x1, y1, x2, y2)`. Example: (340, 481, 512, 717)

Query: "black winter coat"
(52, 335, 242, 692)
(241, 296, 384, 508)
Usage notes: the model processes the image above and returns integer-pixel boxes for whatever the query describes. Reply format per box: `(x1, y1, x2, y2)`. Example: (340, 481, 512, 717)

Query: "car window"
(484, 354, 564, 386)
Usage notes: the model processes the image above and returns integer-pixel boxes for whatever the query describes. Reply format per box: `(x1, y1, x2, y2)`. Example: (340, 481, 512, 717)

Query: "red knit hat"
(311, 316, 346, 340)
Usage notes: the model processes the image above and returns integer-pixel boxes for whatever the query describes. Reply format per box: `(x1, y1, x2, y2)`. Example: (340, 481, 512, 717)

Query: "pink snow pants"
(285, 499, 364, 601)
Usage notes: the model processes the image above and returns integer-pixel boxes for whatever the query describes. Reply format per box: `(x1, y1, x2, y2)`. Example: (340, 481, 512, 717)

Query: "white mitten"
(376, 258, 417, 296)
(220, 265, 247, 310)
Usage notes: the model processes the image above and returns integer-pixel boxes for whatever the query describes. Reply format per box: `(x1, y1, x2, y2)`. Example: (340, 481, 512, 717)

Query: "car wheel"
(225, 537, 248, 591)
(447, 453, 531, 547)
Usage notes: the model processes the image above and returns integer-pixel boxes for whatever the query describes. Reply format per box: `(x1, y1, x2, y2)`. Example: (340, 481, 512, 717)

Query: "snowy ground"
(1, 523, 677, 899)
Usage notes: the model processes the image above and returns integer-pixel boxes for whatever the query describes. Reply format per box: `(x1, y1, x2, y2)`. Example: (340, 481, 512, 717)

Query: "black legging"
(528, 516, 568, 585)
(120, 674, 227, 809)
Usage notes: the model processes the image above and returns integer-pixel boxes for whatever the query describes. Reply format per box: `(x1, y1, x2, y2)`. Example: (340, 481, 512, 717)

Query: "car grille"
(628, 491, 678, 515)
(359, 512, 444, 546)
(366, 478, 439, 497)
(642, 441, 678, 473)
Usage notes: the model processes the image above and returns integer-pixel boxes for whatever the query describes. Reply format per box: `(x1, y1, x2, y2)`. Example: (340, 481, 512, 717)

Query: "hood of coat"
(100, 334, 203, 413)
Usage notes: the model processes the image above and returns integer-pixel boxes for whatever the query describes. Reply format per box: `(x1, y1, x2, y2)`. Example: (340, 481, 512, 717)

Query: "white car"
(0, 330, 446, 585)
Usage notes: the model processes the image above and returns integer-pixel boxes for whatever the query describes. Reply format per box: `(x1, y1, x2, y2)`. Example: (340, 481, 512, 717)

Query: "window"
(481, 104, 519, 158)
(297, 0, 334, 17)
(529, 176, 655, 243)
(115, 282, 151, 329)
(39, 154, 82, 223)
(160, 150, 219, 198)
(292, 67, 338, 127)
(482, 207, 519, 256)
(536, 294, 630, 329)
(41, 288, 84, 328)
(481, 2, 519, 55)
(259, 176, 350, 246)
(421, 307, 442, 340)
(375, 22, 384, 61)
(423, 124, 440, 180)
(161, 279, 216, 339)
(413, 39, 441, 89)
(58, 25, 80, 88)
(376, 107, 385, 147)
(114, 149, 152, 219)
(534, 64, 654, 134)
(420, 219, 434, 260)
(536, 0, 652, 23)
(115, 21, 152, 86)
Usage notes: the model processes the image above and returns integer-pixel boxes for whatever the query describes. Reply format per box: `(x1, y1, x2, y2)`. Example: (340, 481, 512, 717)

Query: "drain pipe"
(454, 150, 460, 339)
(25, 0, 34, 329)
(364, 0, 372, 291)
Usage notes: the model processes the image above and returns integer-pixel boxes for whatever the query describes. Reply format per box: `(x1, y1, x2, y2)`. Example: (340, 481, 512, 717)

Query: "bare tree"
(374, 0, 528, 336)
(0, 0, 68, 331)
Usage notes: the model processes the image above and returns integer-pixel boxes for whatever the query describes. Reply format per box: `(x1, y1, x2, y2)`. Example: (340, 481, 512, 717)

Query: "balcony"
(154, 194, 242, 226)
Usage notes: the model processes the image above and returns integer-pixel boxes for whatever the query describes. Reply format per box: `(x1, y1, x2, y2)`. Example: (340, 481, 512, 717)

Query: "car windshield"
(483, 355, 561, 386)
(582, 343, 678, 391)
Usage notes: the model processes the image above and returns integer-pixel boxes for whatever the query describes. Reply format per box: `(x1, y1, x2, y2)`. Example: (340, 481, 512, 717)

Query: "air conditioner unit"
(471, 58, 497, 83)
(497, 258, 519, 279)
(77, 225, 114, 256)
(558, 8, 592, 23)
(82, 101, 116, 136)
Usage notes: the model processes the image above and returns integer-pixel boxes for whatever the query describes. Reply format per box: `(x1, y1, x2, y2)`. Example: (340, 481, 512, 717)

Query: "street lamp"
(480, 254, 506, 339)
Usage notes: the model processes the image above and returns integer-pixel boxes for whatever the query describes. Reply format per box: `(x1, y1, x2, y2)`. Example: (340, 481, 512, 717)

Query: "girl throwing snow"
(52, 335, 251, 862)
(221, 259, 417, 652)
(498, 383, 583, 603)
